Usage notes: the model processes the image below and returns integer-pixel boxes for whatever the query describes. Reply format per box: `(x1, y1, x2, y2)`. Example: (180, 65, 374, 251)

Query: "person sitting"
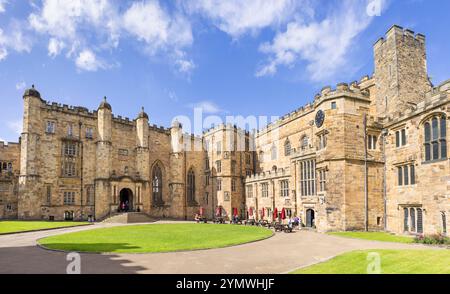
(194, 213, 200, 223)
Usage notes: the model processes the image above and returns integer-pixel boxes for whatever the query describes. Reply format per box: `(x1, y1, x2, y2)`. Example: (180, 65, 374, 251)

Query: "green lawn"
(0, 221, 90, 234)
(38, 223, 273, 253)
(328, 231, 414, 243)
(291, 250, 450, 274)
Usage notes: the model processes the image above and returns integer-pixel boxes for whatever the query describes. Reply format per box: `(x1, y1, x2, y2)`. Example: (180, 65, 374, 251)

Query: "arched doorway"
(119, 188, 133, 212)
(306, 209, 315, 228)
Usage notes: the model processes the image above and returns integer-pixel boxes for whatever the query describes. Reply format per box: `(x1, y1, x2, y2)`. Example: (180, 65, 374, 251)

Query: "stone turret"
(136, 107, 149, 148)
(95, 97, 113, 219)
(170, 120, 183, 153)
(169, 119, 186, 218)
(374, 25, 432, 117)
(18, 85, 43, 219)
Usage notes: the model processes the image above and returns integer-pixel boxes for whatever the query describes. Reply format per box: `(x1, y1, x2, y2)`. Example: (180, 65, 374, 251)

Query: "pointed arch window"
(424, 115, 447, 162)
(187, 169, 196, 204)
(284, 139, 291, 156)
(152, 164, 163, 205)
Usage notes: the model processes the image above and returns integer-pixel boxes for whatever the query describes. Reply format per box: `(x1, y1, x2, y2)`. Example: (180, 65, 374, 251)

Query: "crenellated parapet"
(245, 166, 290, 183)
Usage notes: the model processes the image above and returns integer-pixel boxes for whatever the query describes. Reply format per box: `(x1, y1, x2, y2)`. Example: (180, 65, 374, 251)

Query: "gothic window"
(424, 115, 446, 162)
(216, 160, 222, 173)
(300, 160, 316, 196)
(63, 191, 75, 205)
(280, 180, 289, 197)
(261, 183, 269, 198)
(231, 178, 236, 192)
(217, 178, 222, 191)
(271, 144, 277, 160)
(301, 136, 309, 150)
(395, 128, 407, 147)
(319, 170, 327, 192)
(85, 127, 93, 139)
(46, 121, 56, 134)
(246, 185, 253, 198)
(187, 169, 195, 203)
(284, 139, 292, 156)
(442, 212, 447, 234)
(46, 185, 51, 205)
(152, 164, 163, 204)
(231, 160, 236, 173)
(404, 207, 423, 234)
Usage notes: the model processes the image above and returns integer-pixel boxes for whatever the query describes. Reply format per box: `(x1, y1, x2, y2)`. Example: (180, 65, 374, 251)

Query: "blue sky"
(0, 0, 449, 142)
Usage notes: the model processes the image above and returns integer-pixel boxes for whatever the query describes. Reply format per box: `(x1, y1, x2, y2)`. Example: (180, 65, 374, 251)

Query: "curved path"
(0, 221, 439, 274)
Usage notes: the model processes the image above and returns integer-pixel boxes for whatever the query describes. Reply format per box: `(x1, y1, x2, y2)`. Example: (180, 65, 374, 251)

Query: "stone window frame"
(300, 159, 316, 196)
(316, 130, 328, 150)
(216, 160, 222, 173)
(331, 101, 337, 110)
(85, 126, 94, 139)
(45, 120, 56, 134)
(152, 164, 164, 205)
(423, 114, 447, 163)
(187, 168, 196, 203)
(367, 134, 378, 150)
(216, 178, 222, 191)
(394, 127, 407, 148)
(231, 178, 237, 192)
(396, 163, 416, 186)
(318, 169, 327, 192)
(246, 184, 253, 198)
(403, 206, 423, 234)
(261, 182, 269, 198)
(63, 191, 76, 205)
(280, 180, 289, 197)
(284, 139, 292, 156)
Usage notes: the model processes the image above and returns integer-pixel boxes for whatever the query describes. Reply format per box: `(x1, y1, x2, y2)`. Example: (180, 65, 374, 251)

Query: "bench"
(244, 219, 256, 226)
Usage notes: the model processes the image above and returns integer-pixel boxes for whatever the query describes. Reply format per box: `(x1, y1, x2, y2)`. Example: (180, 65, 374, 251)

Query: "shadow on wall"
(0, 246, 147, 274)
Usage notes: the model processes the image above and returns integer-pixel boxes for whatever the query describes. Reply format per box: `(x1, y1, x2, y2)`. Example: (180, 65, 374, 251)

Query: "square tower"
(374, 25, 431, 117)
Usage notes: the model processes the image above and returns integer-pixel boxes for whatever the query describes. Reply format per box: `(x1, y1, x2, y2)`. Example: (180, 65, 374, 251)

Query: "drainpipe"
(382, 128, 388, 231)
(79, 121, 84, 221)
(363, 114, 369, 232)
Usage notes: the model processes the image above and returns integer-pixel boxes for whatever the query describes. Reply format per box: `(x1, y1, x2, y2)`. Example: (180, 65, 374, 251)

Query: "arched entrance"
(119, 188, 133, 212)
(306, 209, 315, 228)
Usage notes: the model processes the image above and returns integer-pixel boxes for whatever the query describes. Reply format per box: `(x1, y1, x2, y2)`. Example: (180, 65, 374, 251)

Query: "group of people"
(119, 201, 130, 212)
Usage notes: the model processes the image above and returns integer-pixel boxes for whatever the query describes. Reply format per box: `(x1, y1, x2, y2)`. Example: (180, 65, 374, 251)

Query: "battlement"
(42, 100, 98, 118)
(203, 123, 251, 136)
(383, 82, 449, 126)
(374, 25, 425, 51)
(245, 166, 290, 182)
(257, 81, 370, 137)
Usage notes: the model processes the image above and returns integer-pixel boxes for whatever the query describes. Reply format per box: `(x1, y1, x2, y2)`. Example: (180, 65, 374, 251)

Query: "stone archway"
(119, 188, 133, 212)
(306, 209, 315, 228)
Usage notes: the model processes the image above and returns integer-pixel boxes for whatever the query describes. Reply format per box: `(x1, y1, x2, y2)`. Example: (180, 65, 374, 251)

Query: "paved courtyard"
(0, 222, 437, 274)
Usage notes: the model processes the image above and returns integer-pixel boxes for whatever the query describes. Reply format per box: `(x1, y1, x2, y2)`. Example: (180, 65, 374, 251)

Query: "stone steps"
(101, 212, 155, 224)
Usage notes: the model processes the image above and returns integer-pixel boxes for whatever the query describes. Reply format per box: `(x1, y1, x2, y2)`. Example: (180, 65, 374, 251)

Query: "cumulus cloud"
(0, 0, 7, 14)
(185, 0, 300, 38)
(48, 38, 65, 58)
(0, 22, 33, 62)
(75, 49, 106, 72)
(256, 0, 381, 81)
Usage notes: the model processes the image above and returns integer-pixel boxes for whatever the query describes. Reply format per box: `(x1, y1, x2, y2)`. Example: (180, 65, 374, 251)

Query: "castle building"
(0, 25, 448, 236)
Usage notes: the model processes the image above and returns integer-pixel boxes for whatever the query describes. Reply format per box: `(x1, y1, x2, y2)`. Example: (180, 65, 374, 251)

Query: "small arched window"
(301, 135, 309, 150)
(424, 115, 447, 161)
(187, 169, 196, 203)
(152, 164, 163, 204)
(284, 139, 291, 156)
(271, 144, 277, 160)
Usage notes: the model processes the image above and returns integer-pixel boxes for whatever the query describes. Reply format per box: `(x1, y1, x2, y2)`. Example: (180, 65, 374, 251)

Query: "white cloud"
(15, 81, 26, 91)
(0, 0, 7, 14)
(75, 49, 105, 72)
(123, 1, 194, 74)
(186, 0, 300, 38)
(190, 101, 224, 114)
(0, 22, 33, 62)
(256, 0, 378, 81)
(0, 47, 7, 61)
(48, 38, 65, 57)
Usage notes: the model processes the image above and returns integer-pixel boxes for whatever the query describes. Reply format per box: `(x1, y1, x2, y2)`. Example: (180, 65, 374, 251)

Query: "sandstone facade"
(0, 25, 448, 236)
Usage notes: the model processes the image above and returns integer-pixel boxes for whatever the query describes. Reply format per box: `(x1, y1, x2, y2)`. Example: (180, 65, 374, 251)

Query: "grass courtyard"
(38, 223, 273, 253)
(328, 231, 414, 243)
(291, 249, 450, 274)
(0, 221, 90, 234)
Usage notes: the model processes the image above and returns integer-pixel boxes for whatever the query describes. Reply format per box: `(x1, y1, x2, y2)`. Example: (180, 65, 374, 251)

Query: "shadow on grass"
(40, 243, 141, 253)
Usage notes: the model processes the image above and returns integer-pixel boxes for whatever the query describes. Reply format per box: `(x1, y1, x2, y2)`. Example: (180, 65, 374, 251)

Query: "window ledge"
(422, 158, 448, 165)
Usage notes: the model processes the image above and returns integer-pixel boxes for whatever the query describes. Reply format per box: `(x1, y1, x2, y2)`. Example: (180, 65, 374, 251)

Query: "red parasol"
(281, 208, 286, 220)
(233, 207, 238, 217)
(199, 207, 204, 216)
(261, 208, 265, 218)
(273, 208, 278, 219)
(249, 207, 253, 217)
